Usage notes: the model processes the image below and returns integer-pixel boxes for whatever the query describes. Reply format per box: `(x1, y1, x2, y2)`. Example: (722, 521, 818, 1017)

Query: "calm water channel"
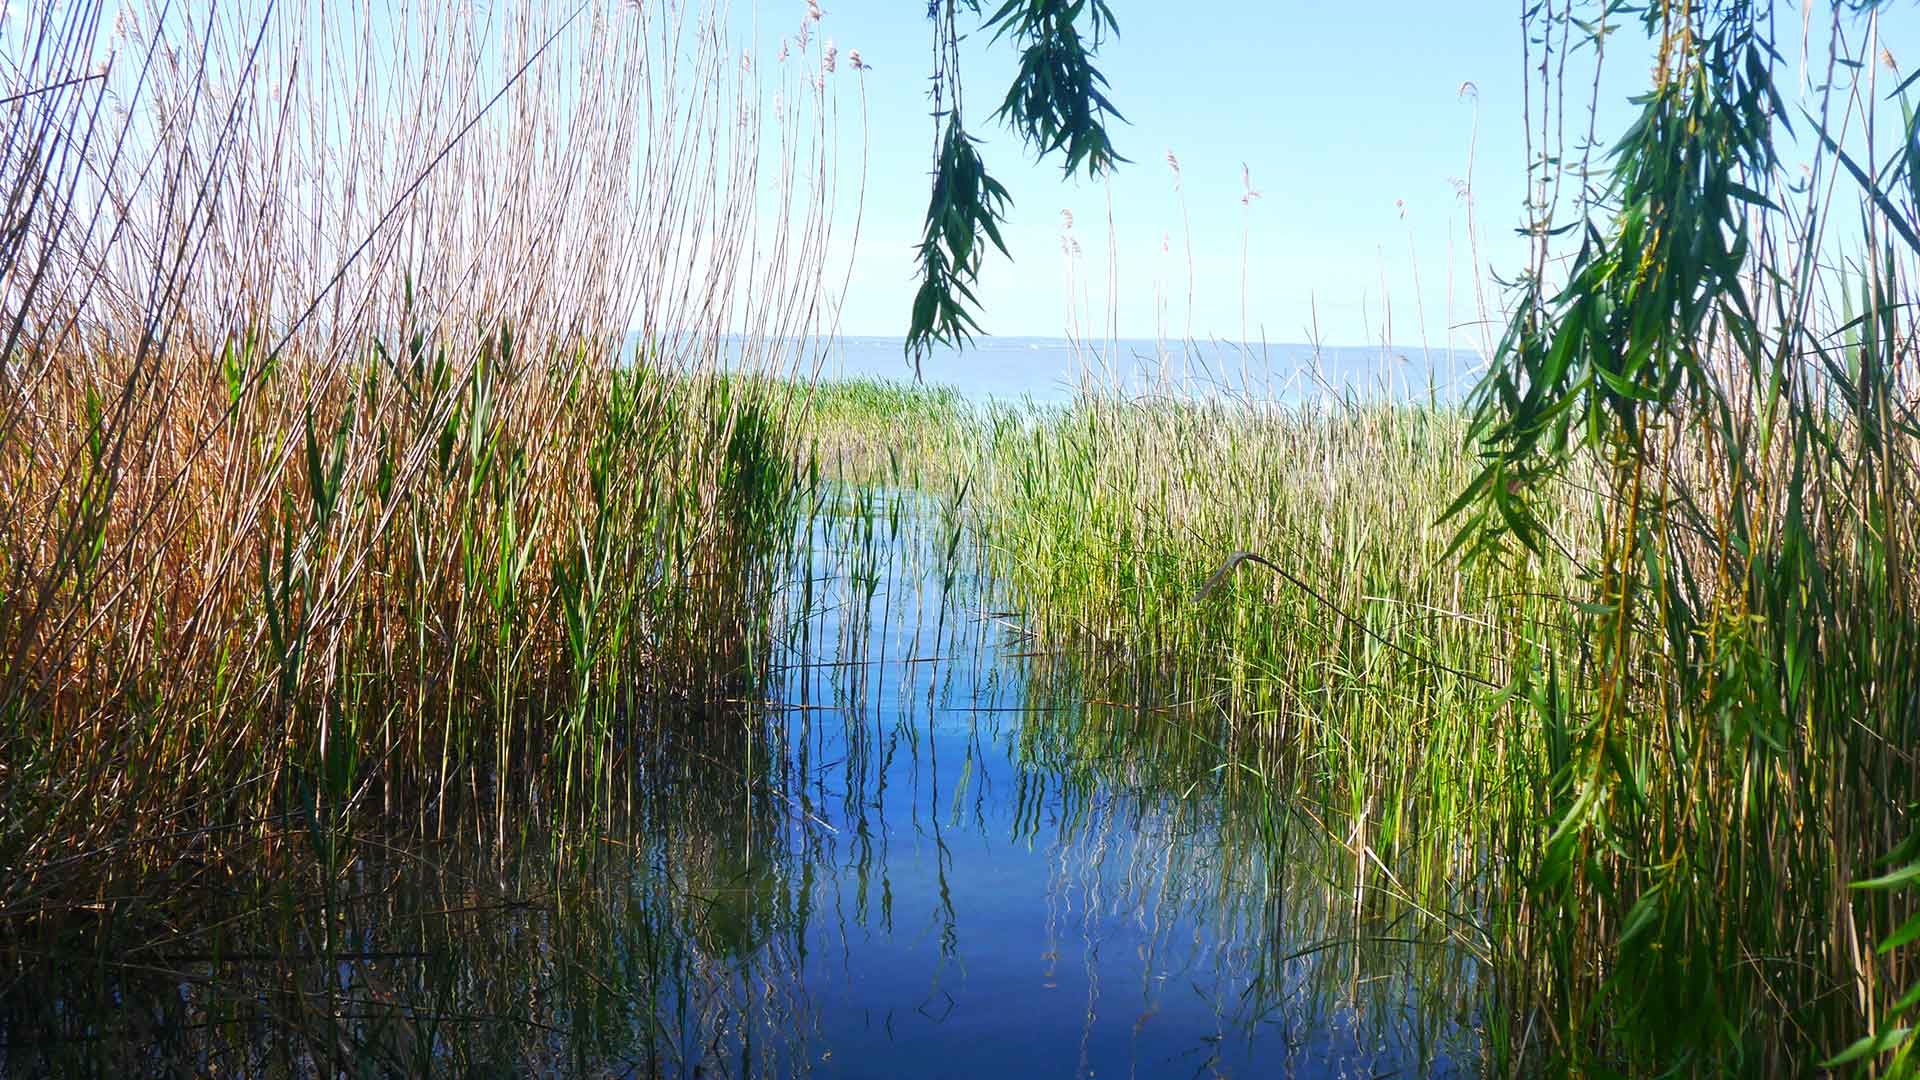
(716, 491, 1480, 1076)
(8, 489, 1479, 1077)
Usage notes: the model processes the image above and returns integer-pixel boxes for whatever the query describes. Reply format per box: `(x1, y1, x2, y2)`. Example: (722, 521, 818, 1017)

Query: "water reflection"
(1, 489, 1479, 1077)
(748, 490, 1479, 1077)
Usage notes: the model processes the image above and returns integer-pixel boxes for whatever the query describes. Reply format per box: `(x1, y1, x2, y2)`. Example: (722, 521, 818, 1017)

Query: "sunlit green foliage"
(1449, 1, 1920, 1071)
(908, 0, 1125, 364)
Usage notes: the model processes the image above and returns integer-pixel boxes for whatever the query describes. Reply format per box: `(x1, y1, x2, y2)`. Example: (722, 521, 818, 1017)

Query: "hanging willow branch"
(1447, 1, 1920, 1067)
(908, 0, 1125, 371)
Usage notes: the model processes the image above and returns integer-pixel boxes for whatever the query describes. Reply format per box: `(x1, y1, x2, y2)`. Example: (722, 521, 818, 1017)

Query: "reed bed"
(793, 357, 1920, 1072)
(7, 0, 1918, 1071)
(788, 375, 976, 489)
(2, 693, 815, 1076)
(0, 0, 861, 955)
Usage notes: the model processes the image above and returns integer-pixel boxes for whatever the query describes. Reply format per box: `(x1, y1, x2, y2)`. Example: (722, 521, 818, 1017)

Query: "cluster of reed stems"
(779, 7, 1918, 1071)
(0, 0, 861, 933)
(802, 333, 1915, 1069)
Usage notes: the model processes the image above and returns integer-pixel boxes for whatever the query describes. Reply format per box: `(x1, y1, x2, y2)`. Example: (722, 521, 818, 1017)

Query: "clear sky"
(761, 1, 1916, 349)
(23, 1, 1913, 351)
(771, 0, 1646, 349)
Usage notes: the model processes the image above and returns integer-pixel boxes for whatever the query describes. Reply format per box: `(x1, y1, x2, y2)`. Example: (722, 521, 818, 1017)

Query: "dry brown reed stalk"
(0, 0, 864, 917)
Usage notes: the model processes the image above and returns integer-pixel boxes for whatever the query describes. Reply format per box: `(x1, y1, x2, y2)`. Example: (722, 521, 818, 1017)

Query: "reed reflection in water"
(2, 489, 1481, 1077)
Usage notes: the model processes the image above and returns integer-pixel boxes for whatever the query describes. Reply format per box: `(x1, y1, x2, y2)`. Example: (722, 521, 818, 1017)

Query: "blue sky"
(768, 1, 1917, 348)
(30, 1, 1913, 351)
(777, 1, 1648, 348)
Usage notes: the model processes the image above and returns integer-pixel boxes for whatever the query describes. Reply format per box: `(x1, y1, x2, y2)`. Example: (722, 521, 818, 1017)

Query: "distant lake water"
(805, 336, 1484, 404)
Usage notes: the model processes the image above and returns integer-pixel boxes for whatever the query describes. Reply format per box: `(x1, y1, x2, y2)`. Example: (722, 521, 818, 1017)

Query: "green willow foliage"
(907, 0, 1124, 368)
(1447, 25, 1777, 564)
(916, 0, 1919, 1066)
(1450, 0, 1920, 1070)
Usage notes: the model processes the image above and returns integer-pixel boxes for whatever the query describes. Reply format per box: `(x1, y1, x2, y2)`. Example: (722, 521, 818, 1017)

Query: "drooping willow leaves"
(1447, 1, 1920, 1069)
(907, 0, 1125, 370)
(908, 118, 1012, 365)
(1448, 10, 1779, 565)
(986, 0, 1126, 176)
